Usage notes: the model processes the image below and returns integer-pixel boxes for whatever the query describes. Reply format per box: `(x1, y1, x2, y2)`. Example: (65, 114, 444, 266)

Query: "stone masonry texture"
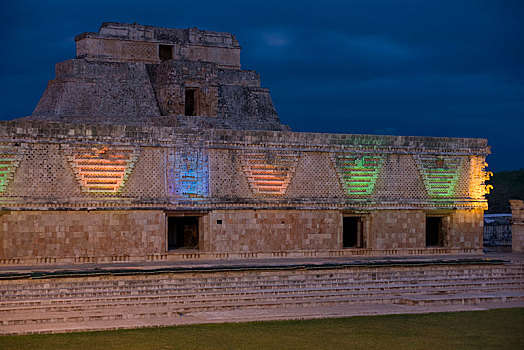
(0, 23, 493, 263)
(511, 200, 524, 253)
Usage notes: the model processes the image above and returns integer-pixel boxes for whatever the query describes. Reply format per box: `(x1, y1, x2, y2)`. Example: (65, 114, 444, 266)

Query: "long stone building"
(0, 23, 492, 264)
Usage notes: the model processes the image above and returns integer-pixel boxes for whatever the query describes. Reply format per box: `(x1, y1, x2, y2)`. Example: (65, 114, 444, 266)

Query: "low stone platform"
(1, 253, 523, 336)
(0, 252, 511, 277)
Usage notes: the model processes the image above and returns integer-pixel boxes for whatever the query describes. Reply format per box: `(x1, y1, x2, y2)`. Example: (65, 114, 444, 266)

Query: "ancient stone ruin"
(0, 23, 492, 264)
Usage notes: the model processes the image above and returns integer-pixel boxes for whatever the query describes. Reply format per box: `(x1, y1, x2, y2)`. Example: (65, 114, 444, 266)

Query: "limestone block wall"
(0, 121, 491, 258)
(0, 210, 165, 259)
(285, 151, 345, 198)
(33, 60, 161, 118)
(76, 23, 241, 68)
(203, 210, 341, 253)
(208, 149, 252, 199)
(0, 122, 492, 208)
(76, 37, 159, 63)
(447, 209, 484, 250)
(511, 200, 524, 253)
(370, 210, 426, 249)
(149, 60, 219, 117)
(180, 44, 240, 69)
(29, 51, 283, 130)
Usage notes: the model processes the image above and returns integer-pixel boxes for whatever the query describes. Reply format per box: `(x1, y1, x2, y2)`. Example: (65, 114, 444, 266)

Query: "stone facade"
(510, 200, 524, 253)
(0, 23, 492, 264)
(0, 210, 164, 260)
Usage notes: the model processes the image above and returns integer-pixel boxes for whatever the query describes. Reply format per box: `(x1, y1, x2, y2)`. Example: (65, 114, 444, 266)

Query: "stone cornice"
(0, 120, 491, 156)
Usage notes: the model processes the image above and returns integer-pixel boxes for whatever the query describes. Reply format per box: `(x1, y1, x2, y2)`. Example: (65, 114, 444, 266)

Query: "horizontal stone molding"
(0, 247, 484, 266)
(0, 120, 490, 156)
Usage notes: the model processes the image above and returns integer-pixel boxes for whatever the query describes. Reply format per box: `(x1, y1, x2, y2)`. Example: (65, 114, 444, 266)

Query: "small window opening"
(343, 217, 364, 248)
(216, 219, 222, 225)
(426, 217, 444, 247)
(159, 45, 173, 60)
(185, 89, 196, 116)
(168, 216, 199, 250)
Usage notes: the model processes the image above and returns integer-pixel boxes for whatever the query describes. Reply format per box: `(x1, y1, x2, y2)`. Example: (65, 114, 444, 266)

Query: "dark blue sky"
(1, 0, 523, 171)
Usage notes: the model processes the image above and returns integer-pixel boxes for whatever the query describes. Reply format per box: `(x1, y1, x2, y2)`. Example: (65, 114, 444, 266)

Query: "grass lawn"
(1, 308, 523, 350)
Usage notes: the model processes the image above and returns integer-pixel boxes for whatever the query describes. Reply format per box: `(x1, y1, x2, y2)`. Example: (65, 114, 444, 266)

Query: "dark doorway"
(185, 89, 195, 116)
(343, 217, 363, 248)
(167, 216, 199, 250)
(159, 45, 173, 60)
(426, 217, 443, 247)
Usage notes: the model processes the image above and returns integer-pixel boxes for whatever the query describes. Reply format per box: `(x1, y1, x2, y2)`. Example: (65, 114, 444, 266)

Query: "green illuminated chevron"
(0, 151, 18, 193)
(332, 154, 384, 195)
(415, 155, 462, 198)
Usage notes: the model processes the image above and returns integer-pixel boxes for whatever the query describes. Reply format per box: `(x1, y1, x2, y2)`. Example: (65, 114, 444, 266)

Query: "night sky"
(1, 0, 522, 171)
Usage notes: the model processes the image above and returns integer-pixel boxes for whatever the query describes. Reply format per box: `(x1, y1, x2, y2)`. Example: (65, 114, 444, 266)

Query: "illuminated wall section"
(240, 150, 300, 196)
(167, 148, 209, 200)
(67, 146, 139, 193)
(0, 144, 21, 193)
(331, 154, 384, 195)
(414, 155, 463, 198)
(469, 155, 492, 200)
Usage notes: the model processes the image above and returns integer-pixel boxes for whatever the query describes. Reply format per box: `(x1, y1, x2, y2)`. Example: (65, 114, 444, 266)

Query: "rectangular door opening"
(159, 44, 173, 60)
(343, 217, 363, 248)
(168, 216, 199, 250)
(185, 89, 196, 116)
(426, 217, 443, 247)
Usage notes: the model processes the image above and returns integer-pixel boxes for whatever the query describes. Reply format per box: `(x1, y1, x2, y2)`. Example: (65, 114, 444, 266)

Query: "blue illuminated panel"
(167, 149, 209, 200)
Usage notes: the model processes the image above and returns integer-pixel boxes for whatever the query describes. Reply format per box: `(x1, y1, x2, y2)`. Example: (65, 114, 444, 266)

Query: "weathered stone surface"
(0, 210, 164, 259)
(511, 200, 524, 253)
(22, 22, 287, 131)
(0, 23, 493, 263)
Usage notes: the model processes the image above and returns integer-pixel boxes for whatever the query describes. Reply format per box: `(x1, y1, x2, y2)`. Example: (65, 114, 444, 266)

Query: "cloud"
(260, 31, 290, 48)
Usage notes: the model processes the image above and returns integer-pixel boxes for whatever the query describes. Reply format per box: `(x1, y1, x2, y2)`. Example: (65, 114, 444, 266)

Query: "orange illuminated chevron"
(240, 150, 300, 196)
(68, 146, 138, 193)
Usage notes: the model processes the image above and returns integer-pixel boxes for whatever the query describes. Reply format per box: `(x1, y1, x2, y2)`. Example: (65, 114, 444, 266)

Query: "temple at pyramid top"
(75, 22, 242, 67)
(24, 22, 289, 131)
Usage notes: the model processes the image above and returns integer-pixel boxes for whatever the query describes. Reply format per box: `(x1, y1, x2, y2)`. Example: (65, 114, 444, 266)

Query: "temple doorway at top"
(185, 89, 196, 116)
(159, 44, 173, 60)
(167, 216, 199, 250)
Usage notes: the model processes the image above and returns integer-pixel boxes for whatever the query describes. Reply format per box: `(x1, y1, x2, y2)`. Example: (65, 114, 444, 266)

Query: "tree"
(486, 169, 524, 213)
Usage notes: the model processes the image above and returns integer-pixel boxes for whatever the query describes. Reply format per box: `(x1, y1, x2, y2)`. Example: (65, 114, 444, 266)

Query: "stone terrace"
(0, 253, 523, 335)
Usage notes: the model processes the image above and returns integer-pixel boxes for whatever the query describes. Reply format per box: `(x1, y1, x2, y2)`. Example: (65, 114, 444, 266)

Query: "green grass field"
(1, 308, 523, 350)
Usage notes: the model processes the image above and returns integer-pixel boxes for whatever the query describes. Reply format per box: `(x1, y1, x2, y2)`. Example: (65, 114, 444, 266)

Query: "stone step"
(0, 296, 405, 326)
(1, 276, 522, 299)
(3, 290, 523, 327)
(2, 270, 522, 290)
(0, 291, 396, 314)
(1, 261, 522, 334)
(1, 280, 522, 314)
(1, 285, 522, 315)
(1, 266, 521, 289)
(399, 292, 524, 306)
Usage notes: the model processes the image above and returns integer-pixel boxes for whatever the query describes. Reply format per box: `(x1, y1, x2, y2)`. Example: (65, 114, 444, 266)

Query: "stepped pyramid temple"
(0, 23, 492, 265)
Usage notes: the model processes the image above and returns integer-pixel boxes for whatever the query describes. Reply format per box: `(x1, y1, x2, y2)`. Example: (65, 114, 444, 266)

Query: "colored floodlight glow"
(332, 154, 384, 195)
(415, 155, 462, 198)
(0, 148, 19, 193)
(469, 156, 492, 200)
(69, 146, 138, 193)
(167, 149, 209, 200)
(241, 151, 299, 196)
